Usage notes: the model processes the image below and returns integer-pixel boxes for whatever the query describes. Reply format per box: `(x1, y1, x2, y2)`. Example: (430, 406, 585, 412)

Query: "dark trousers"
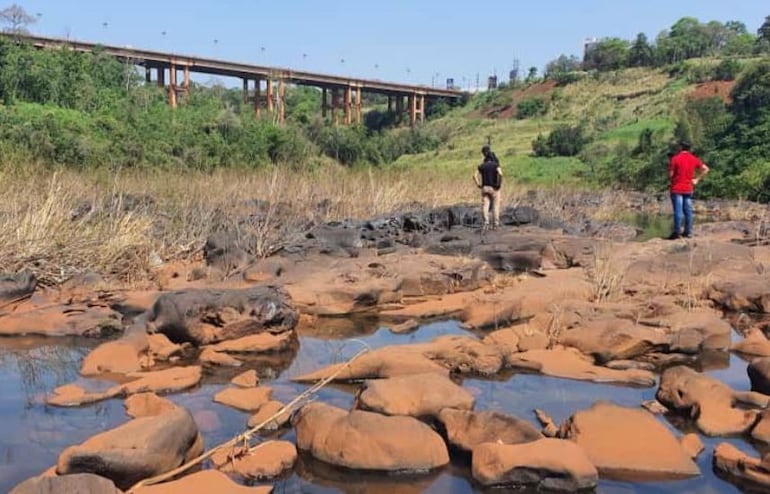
(671, 193, 693, 236)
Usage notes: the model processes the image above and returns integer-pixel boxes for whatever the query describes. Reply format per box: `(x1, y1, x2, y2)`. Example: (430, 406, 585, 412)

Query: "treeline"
(546, 16, 770, 79)
(0, 38, 446, 169)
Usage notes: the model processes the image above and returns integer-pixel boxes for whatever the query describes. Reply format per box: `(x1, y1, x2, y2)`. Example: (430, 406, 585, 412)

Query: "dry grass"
(0, 164, 484, 285)
(586, 243, 627, 303)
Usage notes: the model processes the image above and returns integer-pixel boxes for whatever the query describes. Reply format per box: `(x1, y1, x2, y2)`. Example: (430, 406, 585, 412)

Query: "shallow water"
(0, 322, 761, 493)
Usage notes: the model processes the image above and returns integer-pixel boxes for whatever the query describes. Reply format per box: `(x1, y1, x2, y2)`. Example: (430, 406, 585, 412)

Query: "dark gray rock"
(0, 271, 37, 302)
(11, 473, 122, 494)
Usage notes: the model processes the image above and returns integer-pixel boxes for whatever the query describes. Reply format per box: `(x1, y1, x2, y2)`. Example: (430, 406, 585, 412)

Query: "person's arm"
(668, 157, 675, 180)
(473, 169, 482, 188)
(693, 162, 710, 185)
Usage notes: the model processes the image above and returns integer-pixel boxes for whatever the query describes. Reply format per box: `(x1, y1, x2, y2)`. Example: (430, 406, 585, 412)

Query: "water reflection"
(0, 321, 759, 493)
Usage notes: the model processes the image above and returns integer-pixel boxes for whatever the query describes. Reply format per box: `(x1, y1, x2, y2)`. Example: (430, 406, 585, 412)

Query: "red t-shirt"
(669, 151, 704, 194)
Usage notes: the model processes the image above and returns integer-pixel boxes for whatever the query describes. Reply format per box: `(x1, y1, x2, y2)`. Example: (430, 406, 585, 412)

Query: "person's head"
(679, 140, 691, 152)
(481, 145, 491, 159)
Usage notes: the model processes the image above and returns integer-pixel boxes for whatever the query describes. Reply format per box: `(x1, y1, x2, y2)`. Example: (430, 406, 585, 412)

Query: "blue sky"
(17, 0, 770, 88)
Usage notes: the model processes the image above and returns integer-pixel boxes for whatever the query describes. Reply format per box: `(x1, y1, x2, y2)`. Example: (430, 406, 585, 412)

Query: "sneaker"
(683, 233, 693, 239)
(666, 232, 681, 240)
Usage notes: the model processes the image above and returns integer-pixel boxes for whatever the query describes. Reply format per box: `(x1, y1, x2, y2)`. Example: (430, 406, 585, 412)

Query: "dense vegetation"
(0, 34, 447, 170)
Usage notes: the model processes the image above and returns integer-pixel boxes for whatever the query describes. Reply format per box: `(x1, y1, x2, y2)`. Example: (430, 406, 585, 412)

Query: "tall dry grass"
(0, 164, 484, 285)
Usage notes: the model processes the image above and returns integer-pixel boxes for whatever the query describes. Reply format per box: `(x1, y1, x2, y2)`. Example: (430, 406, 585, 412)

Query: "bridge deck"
(5, 33, 464, 99)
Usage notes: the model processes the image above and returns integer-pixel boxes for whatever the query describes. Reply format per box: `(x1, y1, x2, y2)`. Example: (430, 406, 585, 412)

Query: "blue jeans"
(671, 193, 693, 236)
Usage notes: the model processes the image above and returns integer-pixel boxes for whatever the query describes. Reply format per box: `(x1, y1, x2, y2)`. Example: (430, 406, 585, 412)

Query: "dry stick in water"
(127, 345, 371, 493)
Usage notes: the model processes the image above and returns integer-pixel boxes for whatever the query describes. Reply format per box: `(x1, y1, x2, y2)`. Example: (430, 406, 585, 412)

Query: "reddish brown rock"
(147, 333, 183, 361)
(709, 275, 770, 313)
(199, 347, 242, 367)
(713, 442, 770, 490)
(472, 439, 598, 491)
(752, 410, 770, 443)
(437, 408, 542, 452)
(294, 402, 449, 471)
(357, 373, 474, 418)
(218, 440, 297, 480)
(132, 469, 273, 494)
(679, 433, 704, 459)
(80, 333, 149, 376)
(564, 401, 699, 479)
(748, 357, 770, 394)
(56, 407, 203, 490)
(733, 328, 770, 356)
(657, 365, 768, 436)
(0, 302, 121, 337)
(507, 347, 655, 386)
(10, 473, 122, 494)
(207, 332, 294, 354)
(124, 392, 177, 418)
(248, 401, 291, 430)
(231, 370, 259, 388)
(213, 386, 273, 412)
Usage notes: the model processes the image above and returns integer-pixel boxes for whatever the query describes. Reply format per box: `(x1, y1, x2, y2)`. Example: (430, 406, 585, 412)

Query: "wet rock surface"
(56, 407, 203, 490)
(437, 408, 542, 453)
(357, 373, 475, 418)
(10, 473, 123, 494)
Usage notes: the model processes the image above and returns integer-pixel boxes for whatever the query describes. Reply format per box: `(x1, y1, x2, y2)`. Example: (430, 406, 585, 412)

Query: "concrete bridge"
(6, 33, 466, 125)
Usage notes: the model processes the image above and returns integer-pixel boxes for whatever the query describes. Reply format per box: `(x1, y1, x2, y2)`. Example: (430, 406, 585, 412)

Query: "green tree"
(757, 15, 770, 52)
(544, 54, 581, 77)
(583, 38, 629, 71)
(525, 66, 538, 83)
(628, 33, 654, 67)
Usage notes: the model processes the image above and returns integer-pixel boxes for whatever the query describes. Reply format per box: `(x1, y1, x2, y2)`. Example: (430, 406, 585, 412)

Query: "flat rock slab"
(80, 334, 149, 376)
(56, 407, 203, 490)
(218, 440, 297, 480)
(709, 275, 770, 313)
(48, 366, 202, 407)
(357, 373, 475, 418)
(294, 402, 448, 472)
(248, 401, 291, 430)
(472, 439, 598, 491)
(0, 303, 121, 337)
(10, 473, 122, 494)
(564, 401, 699, 480)
(657, 365, 767, 436)
(149, 285, 298, 346)
(207, 332, 294, 353)
(437, 408, 542, 452)
(214, 386, 273, 412)
(132, 469, 273, 494)
(231, 370, 259, 388)
(507, 347, 656, 386)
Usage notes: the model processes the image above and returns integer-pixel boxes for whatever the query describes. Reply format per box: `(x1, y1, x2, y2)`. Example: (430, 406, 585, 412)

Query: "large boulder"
(148, 286, 298, 346)
(213, 386, 273, 412)
(216, 440, 297, 480)
(203, 233, 250, 272)
(657, 365, 768, 436)
(472, 439, 598, 491)
(357, 373, 474, 418)
(437, 409, 542, 453)
(10, 474, 122, 494)
(563, 401, 699, 479)
(294, 402, 448, 471)
(56, 407, 203, 490)
(0, 302, 121, 337)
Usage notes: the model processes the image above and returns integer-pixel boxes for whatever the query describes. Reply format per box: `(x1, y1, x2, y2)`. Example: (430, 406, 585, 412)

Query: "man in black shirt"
(473, 145, 503, 229)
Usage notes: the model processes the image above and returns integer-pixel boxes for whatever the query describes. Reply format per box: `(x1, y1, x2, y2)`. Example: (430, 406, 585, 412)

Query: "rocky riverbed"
(2, 199, 770, 493)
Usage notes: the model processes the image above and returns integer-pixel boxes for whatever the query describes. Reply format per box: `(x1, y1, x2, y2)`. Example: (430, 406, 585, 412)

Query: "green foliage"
(583, 38, 630, 71)
(545, 54, 582, 78)
(516, 97, 549, 119)
(628, 33, 655, 67)
(532, 125, 587, 157)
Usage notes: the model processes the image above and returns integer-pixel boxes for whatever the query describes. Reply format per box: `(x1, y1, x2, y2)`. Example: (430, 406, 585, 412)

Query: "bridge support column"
(409, 94, 416, 125)
(157, 67, 165, 87)
(266, 79, 274, 114)
(168, 64, 177, 108)
(321, 88, 328, 119)
(242, 78, 249, 104)
(395, 95, 404, 124)
(344, 86, 352, 125)
(419, 95, 425, 123)
(183, 66, 190, 90)
(331, 88, 340, 124)
(255, 79, 262, 117)
(277, 80, 286, 124)
(145, 67, 151, 83)
(387, 96, 393, 113)
(354, 87, 362, 124)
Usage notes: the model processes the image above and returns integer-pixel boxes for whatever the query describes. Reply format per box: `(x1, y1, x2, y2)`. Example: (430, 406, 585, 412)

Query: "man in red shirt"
(667, 141, 709, 239)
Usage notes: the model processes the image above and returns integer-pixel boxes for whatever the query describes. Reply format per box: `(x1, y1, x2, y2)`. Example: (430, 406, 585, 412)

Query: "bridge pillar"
(354, 87, 362, 124)
(344, 86, 352, 125)
(419, 95, 425, 123)
(242, 78, 249, 104)
(255, 78, 262, 117)
(183, 66, 190, 89)
(157, 67, 165, 87)
(266, 79, 274, 114)
(408, 94, 416, 125)
(168, 64, 178, 108)
(277, 80, 286, 124)
(387, 96, 393, 113)
(321, 88, 328, 119)
(331, 88, 340, 124)
(395, 95, 404, 124)
(145, 67, 151, 83)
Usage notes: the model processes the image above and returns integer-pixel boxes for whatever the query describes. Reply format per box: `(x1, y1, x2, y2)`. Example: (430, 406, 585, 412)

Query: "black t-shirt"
(478, 160, 501, 189)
